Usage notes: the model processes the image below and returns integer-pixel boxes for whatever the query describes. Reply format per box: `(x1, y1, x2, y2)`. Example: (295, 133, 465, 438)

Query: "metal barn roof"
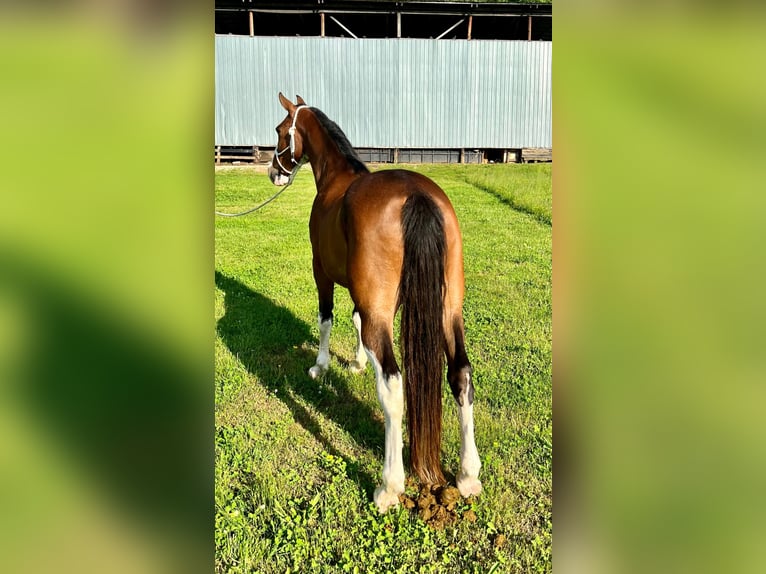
(215, 36, 551, 149)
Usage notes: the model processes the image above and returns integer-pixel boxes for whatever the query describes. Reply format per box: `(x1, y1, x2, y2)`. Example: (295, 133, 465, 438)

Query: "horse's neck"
(303, 120, 362, 196)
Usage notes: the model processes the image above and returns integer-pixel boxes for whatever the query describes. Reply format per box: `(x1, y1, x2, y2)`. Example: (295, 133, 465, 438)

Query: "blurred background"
(555, 2, 766, 573)
(0, 2, 211, 573)
(1, 1, 765, 573)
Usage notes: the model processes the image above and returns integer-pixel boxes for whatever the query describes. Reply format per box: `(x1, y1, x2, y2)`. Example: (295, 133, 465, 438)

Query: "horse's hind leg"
(358, 312, 404, 513)
(309, 260, 334, 379)
(446, 315, 482, 497)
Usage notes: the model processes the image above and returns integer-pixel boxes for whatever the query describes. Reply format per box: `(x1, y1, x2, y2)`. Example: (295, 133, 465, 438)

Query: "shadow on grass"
(462, 177, 551, 226)
(215, 270, 381, 496)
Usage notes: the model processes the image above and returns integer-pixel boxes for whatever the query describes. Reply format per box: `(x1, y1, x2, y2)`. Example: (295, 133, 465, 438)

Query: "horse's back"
(345, 169, 452, 211)
(344, 169, 460, 238)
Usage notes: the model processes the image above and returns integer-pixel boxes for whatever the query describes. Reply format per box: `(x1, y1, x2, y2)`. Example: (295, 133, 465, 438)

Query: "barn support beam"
(467, 15, 472, 40)
(321, 13, 325, 37)
(329, 15, 358, 39)
(435, 18, 464, 40)
(249, 11, 254, 37)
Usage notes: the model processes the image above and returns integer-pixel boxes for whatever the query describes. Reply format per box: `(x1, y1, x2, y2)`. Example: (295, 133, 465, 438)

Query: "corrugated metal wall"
(215, 36, 551, 148)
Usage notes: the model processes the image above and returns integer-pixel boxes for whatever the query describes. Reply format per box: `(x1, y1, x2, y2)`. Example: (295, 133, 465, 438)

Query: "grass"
(215, 162, 551, 573)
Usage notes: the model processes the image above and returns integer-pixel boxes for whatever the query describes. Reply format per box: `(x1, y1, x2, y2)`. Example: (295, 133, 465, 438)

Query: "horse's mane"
(310, 107, 369, 174)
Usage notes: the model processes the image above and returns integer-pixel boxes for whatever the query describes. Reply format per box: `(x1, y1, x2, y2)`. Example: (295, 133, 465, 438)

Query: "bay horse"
(267, 93, 481, 513)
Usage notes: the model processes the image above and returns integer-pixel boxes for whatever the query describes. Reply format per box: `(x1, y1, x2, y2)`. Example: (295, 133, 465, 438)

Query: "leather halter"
(273, 105, 307, 176)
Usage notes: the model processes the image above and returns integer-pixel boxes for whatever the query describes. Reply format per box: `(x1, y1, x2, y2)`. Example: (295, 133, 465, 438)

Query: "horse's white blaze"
(308, 315, 332, 379)
(349, 312, 368, 373)
(456, 372, 482, 497)
(366, 348, 405, 513)
(274, 173, 289, 186)
(267, 165, 290, 186)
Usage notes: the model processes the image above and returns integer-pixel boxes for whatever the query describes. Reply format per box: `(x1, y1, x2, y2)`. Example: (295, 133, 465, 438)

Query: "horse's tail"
(399, 192, 447, 486)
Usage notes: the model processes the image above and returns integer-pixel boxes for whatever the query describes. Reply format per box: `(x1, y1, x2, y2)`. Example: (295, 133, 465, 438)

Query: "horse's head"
(268, 92, 308, 186)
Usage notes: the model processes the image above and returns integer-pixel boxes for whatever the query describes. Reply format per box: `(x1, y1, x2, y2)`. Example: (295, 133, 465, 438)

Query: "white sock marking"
(309, 314, 332, 379)
(366, 348, 405, 512)
(349, 312, 368, 373)
(457, 372, 482, 496)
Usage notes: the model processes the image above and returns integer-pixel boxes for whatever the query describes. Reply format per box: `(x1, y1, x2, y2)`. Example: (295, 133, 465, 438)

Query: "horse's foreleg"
(309, 263, 334, 379)
(348, 309, 368, 374)
(308, 314, 332, 379)
(446, 316, 482, 498)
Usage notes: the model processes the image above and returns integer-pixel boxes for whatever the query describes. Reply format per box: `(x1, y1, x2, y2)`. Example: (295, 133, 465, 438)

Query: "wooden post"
(527, 16, 532, 41)
(249, 11, 254, 36)
(253, 146, 259, 163)
(393, 148, 399, 163)
(460, 149, 465, 163)
(216, 146, 221, 165)
(467, 15, 472, 40)
(321, 13, 325, 37)
(397, 12, 401, 38)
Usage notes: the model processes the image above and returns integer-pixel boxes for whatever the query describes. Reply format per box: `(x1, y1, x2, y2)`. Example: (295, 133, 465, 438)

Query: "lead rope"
(216, 106, 308, 217)
(214, 157, 306, 217)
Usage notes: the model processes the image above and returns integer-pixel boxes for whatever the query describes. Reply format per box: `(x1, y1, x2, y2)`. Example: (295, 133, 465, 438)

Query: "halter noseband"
(274, 105, 308, 176)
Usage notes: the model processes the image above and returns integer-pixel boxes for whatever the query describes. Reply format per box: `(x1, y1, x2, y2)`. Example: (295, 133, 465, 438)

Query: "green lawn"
(215, 163, 552, 573)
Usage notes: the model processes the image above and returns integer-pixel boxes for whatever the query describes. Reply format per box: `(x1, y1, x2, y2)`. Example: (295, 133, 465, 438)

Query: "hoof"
(457, 474, 482, 498)
(374, 485, 402, 514)
(348, 360, 367, 375)
(308, 364, 327, 379)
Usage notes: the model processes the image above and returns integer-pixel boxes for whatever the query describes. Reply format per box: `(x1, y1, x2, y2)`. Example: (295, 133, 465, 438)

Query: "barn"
(215, 0, 552, 164)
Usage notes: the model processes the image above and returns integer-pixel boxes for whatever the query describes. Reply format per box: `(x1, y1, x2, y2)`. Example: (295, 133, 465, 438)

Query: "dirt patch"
(398, 481, 476, 529)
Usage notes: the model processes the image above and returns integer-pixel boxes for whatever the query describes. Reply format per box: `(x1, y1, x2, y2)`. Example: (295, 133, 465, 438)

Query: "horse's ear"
(295, 95, 306, 106)
(278, 92, 295, 113)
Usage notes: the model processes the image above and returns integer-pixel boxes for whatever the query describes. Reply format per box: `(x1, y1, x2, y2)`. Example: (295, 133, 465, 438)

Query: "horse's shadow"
(215, 270, 381, 496)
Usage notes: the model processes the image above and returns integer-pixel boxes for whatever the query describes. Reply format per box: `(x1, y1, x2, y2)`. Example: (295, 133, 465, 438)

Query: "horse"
(267, 93, 481, 513)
